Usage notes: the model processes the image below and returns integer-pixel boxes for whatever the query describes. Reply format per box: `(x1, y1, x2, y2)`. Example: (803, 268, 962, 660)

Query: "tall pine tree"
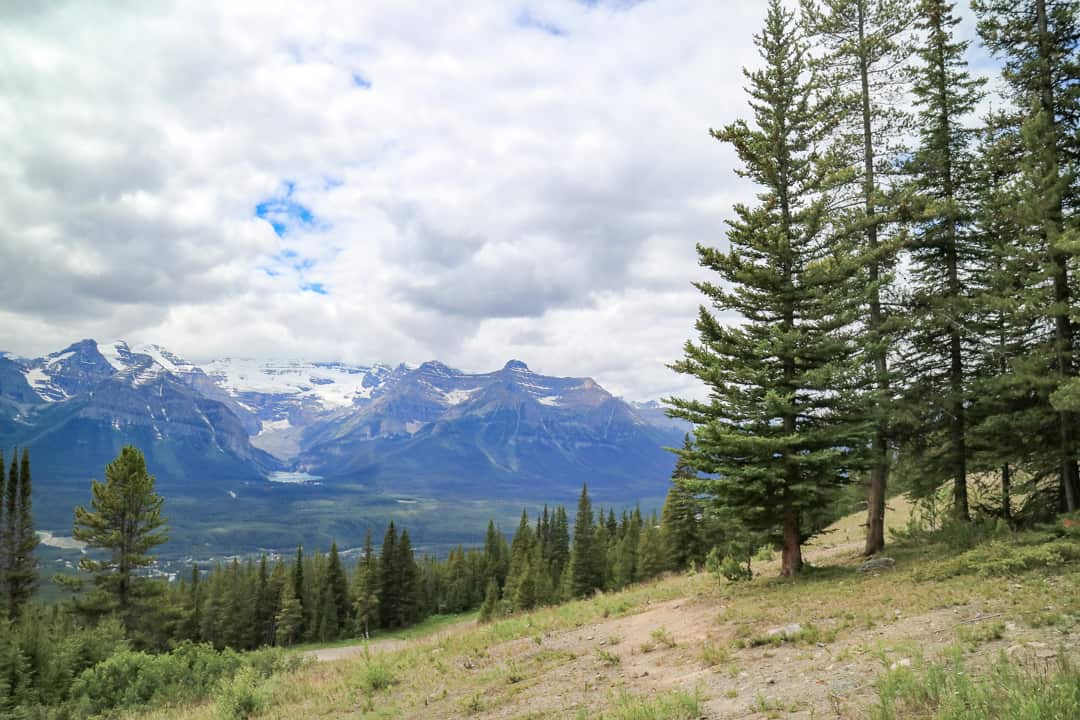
(801, 0, 915, 554)
(670, 0, 868, 575)
(897, 0, 986, 520)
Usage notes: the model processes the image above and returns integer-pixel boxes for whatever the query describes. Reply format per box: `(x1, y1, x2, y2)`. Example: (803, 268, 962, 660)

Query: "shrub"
(215, 665, 266, 720)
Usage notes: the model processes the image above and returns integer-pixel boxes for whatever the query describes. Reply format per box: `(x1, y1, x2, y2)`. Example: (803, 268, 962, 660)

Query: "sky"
(0, 0, 996, 401)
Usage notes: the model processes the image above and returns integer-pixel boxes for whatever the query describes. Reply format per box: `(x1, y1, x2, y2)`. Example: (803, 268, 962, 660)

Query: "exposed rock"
(858, 557, 896, 573)
(767, 623, 802, 637)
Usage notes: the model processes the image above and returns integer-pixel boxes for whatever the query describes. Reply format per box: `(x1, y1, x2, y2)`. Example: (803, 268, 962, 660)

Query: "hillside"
(129, 506, 1080, 719)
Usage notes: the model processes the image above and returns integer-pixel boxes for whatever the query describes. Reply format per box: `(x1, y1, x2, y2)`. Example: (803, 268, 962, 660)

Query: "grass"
(591, 689, 703, 720)
(127, 504, 1080, 720)
(871, 649, 1080, 719)
(289, 611, 477, 652)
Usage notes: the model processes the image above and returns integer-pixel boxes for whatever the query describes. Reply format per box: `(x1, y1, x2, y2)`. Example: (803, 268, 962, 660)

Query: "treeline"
(0, 441, 727, 716)
(670, 0, 1080, 574)
(0, 448, 38, 620)
(157, 480, 710, 651)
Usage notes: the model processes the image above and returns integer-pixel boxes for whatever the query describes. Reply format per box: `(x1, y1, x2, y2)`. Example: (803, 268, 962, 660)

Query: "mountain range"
(0, 340, 685, 557)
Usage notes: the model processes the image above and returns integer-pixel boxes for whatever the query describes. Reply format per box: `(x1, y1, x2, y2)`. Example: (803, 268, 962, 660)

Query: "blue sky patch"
(516, 9, 564, 36)
(300, 282, 328, 295)
(352, 72, 372, 89)
(255, 181, 318, 238)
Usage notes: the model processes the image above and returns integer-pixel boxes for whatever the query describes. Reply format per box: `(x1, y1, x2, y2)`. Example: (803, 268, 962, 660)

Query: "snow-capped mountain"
(0, 340, 683, 557)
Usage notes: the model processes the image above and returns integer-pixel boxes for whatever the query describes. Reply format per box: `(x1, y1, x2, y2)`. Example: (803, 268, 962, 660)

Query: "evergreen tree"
(549, 507, 570, 588)
(801, 0, 915, 554)
(10, 448, 37, 618)
(290, 545, 305, 639)
(896, 0, 986, 520)
(660, 436, 704, 571)
(274, 579, 303, 647)
(504, 510, 535, 604)
(395, 529, 419, 627)
(321, 542, 350, 641)
(670, 0, 868, 575)
(482, 520, 509, 591)
(379, 522, 399, 628)
(71, 446, 168, 634)
(636, 512, 666, 581)
(974, 0, 1080, 512)
(478, 578, 500, 623)
(570, 484, 602, 596)
(351, 529, 380, 637)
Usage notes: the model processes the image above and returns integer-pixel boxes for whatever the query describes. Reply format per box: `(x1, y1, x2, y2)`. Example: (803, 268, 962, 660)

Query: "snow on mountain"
(199, 358, 395, 410)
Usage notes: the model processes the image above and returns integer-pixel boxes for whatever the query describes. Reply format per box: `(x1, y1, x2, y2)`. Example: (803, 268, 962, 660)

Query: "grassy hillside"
(129, 505, 1080, 719)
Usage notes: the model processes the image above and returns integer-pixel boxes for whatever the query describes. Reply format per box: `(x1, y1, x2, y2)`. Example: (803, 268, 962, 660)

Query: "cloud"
(0, 0, 996, 401)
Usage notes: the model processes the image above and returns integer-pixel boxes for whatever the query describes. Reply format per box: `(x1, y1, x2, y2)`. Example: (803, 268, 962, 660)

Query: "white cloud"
(0, 0, 993, 402)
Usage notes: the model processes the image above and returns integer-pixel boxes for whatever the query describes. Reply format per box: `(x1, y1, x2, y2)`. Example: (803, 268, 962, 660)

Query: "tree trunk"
(857, 0, 890, 554)
(1001, 463, 1011, 523)
(780, 508, 803, 577)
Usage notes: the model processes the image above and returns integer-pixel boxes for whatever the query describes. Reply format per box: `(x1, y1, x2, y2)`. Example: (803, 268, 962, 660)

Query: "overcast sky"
(0, 0, 993, 401)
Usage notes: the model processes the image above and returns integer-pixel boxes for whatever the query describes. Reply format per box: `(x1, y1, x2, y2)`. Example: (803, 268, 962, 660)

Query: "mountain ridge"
(1, 339, 686, 556)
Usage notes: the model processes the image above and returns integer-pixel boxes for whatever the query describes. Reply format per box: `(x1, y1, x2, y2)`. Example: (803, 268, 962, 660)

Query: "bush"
(357, 652, 397, 693)
(215, 665, 266, 720)
(705, 547, 752, 586)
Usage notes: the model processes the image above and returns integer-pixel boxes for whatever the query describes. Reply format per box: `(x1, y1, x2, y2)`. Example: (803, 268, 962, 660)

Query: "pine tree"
(351, 529, 380, 637)
(897, 0, 987, 520)
(661, 436, 704, 571)
(396, 529, 419, 627)
(482, 520, 509, 591)
(504, 510, 535, 604)
(290, 545, 306, 639)
(7, 449, 37, 619)
(801, 0, 915, 554)
(570, 484, 602, 596)
(71, 446, 168, 634)
(274, 579, 303, 647)
(323, 542, 350, 640)
(670, 0, 868, 575)
(478, 578, 500, 623)
(966, 112, 1051, 520)
(636, 512, 666, 581)
(549, 507, 570, 588)
(974, 0, 1080, 512)
(379, 522, 399, 628)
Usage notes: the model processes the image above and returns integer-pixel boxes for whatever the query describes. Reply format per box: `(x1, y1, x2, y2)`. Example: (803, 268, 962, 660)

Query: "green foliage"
(356, 651, 397, 693)
(214, 665, 266, 720)
(705, 547, 752, 585)
(669, 0, 870, 575)
(594, 648, 620, 666)
(872, 650, 1080, 720)
(598, 688, 703, 720)
(71, 446, 168, 637)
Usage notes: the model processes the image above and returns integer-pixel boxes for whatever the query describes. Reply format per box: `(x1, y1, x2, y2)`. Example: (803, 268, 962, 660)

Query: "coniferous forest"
(1, 0, 1079, 717)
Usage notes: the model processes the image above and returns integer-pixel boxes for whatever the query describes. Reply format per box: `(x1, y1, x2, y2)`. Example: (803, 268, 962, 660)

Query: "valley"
(0, 340, 682, 559)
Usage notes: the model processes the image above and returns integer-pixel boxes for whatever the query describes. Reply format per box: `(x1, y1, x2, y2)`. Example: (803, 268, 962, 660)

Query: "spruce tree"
(801, 0, 915, 554)
(897, 0, 986, 520)
(670, 0, 867, 575)
(570, 484, 601, 596)
(351, 529, 380, 637)
(974, 0, 1080, 512)
(8, 449, 37, 619)
(325, 542, 349, 638)
(395, 529, 419, 627)
(274, 580, 303, 646)
(71, 446, 168, 634)
(379, 522, 399, 628)
(290, 545, 305, 639)
(660, 436, 703, 571)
